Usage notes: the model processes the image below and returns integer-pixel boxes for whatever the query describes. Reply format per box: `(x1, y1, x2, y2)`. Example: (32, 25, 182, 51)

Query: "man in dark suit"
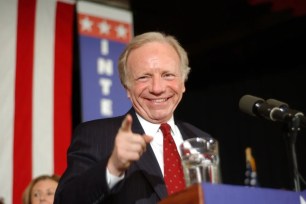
(54, 31, 212, 204)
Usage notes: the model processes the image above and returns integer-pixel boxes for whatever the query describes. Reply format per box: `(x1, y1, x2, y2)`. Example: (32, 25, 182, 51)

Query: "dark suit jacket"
(54, 108, 212, 204)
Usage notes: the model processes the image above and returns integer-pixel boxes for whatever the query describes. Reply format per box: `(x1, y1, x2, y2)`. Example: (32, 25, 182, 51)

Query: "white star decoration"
(98, 20, 110, 34)
(115, 24, 127, 38)
(80, 16, 93, 31)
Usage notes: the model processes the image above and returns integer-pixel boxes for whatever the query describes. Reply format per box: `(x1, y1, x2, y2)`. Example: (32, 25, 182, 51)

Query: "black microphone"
(239, 95, 281, 121)
(266, 98, 306, 128)
(239, 95, 306, 128)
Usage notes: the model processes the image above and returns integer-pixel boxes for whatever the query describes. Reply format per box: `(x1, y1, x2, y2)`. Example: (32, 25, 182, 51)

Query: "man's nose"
(150, 77, 165, 93)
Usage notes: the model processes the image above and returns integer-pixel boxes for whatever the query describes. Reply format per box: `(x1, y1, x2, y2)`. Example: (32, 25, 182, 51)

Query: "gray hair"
(118, 32, 191, 88)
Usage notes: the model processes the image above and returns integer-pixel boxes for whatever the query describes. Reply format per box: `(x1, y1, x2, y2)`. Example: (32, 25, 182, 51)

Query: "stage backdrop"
(77, 1, 133, 122)
(0, 0, 74, 203)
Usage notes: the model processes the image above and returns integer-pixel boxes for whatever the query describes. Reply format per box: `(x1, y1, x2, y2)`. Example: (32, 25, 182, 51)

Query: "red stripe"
(53, 1, 74, 175)
(13, 0, 36, 203)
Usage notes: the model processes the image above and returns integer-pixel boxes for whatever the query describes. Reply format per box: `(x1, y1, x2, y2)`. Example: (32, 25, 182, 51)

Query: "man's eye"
(139, 76, 147, 79)
(164, 73, 175, 79)
(137, 76, 149, 81)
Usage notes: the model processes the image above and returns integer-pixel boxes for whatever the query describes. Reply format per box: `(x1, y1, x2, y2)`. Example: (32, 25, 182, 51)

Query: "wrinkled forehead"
(127, 42, 180, 65)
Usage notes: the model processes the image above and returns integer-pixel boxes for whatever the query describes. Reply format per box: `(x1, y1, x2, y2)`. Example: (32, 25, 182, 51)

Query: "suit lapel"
(130, 110, 168, 199)
(136, 146, 168, 199)
(176, 120, 198, 140)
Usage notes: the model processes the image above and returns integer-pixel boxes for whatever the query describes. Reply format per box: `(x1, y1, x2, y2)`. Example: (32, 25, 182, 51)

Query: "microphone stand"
(283, 115, 301, 192)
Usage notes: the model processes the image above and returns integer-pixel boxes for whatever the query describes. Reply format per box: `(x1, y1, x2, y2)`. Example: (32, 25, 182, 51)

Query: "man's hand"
(107, 114, 153, 176)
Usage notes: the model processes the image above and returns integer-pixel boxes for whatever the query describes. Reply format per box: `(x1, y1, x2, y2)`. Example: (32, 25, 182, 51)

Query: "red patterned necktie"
(160, 123, 186, 195)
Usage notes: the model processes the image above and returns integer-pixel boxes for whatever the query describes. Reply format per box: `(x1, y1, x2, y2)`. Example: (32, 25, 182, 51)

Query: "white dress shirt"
(136, 113, 184, 176)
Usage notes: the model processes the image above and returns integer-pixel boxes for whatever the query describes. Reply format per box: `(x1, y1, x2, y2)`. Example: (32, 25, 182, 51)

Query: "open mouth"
(151, 98, 169, 103)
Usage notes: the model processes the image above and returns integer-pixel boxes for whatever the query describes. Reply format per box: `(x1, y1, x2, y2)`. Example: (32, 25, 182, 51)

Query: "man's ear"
(127, 89, 131, 99)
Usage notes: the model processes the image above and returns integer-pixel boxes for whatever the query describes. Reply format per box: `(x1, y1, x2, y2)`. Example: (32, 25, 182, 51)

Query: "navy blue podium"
(159, 183, 306, 204)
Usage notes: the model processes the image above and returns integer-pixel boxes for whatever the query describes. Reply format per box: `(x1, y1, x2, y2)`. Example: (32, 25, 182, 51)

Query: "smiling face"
(126, 41, 186, 123)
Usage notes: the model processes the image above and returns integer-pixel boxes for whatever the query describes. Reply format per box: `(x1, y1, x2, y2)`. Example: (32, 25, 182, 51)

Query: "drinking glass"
(180, 137, 221, 187)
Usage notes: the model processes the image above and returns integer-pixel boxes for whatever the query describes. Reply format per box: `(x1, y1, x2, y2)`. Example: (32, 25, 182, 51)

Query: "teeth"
(152, 98, 167, 103)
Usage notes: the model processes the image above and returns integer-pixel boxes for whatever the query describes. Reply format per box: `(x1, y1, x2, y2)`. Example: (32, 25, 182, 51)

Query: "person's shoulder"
(80, 115, 125, 127)
(73, 108, 136, 135)
(73, 115, 126, 134)
(176, 120, 212, 139)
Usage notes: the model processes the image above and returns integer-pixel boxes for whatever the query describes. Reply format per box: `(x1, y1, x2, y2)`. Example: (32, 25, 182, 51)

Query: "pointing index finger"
(120, 114, 132, 132)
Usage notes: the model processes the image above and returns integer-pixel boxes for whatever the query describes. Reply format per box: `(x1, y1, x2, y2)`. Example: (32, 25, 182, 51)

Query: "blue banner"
(203, 183, 306, 204)
(77, 2, 132, 122)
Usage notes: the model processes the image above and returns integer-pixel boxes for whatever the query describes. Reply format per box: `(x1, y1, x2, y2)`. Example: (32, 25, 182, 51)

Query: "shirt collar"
(135, 113, 176, 136)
